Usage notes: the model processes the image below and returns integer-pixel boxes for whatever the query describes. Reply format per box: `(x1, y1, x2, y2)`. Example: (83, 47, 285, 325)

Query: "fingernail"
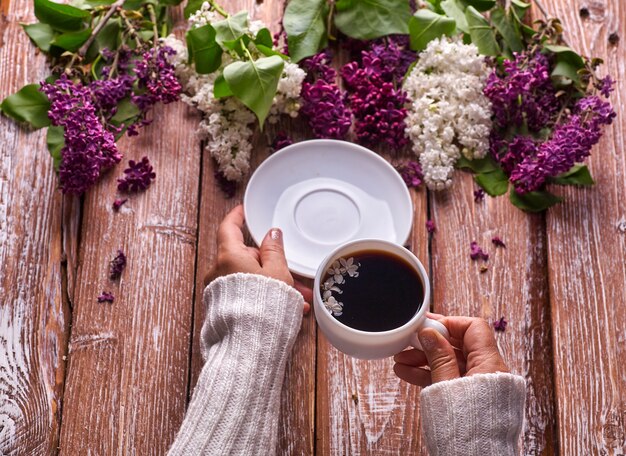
(418, 329, 437, 351)
(270, 228, 282, 241)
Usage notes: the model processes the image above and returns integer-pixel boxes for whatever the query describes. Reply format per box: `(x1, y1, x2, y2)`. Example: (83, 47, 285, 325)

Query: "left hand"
(205, 205, 312, 313)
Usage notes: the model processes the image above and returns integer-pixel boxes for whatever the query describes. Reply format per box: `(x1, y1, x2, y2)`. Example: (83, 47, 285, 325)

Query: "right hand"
(393, 314, 510, 387)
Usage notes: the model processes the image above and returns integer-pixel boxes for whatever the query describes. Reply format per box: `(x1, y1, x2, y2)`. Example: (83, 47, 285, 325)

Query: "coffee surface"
(327, 250, 423, 332)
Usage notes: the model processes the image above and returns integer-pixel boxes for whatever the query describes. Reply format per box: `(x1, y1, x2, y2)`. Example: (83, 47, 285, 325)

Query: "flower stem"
(209, 0, 228, 17)
(120, 10, 143, 48)
(71, 0, 126, 66)
(147, 4, 159, 47)
(327, 0, 336, 40)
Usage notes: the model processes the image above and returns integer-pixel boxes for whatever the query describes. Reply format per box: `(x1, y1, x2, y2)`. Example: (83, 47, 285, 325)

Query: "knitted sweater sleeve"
(168, 273, 303, 456)
(419, 372, 526, 456)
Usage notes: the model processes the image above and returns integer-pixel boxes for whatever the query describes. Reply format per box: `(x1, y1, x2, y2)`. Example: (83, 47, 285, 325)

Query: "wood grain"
(430, 174, 558, 455)
(187, 2, 317, 455)
(57, 59, 202, 456)
(316, 188, 429, 455)
(536, 0, 626, 453)
(0, 0, 70, 453)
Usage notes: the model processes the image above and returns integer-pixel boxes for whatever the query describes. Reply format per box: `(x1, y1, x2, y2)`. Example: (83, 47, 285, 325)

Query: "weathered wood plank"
(0, 0, 70, 453)
(316, 188, 429, 455)
(537, 0, 626, 453)
(57, 16, 202, 450)
(430, 175, 558, 455)
(187, 2, 317, 455)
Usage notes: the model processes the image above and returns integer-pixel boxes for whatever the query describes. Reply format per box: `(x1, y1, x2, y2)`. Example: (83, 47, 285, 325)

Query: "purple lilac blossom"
(598, 75, 614, 98)
(113, 198, 128, 211)
(131, 45, 182, 133)
(510, 96, 615, 193)
(493, 317, 508, 332)
(41, 75, 122, 194)
(470, 241, 489, 261)
(300, 51, 352, 139)
(483, 52, 558, 133)
(90, 75, 134, 114)
(97, 291, 115, 303)
(109, 250, 127, 280)
(492, 135, 537, 175)
(492, 237, 506, 248)
(396, 160, 423, 188)
(270, 132, 293, 152)
(426, 220, 436, 234)
(474, 188, 485, 202)
(341, 39, 413, 150)
(117, 156, 156, 192)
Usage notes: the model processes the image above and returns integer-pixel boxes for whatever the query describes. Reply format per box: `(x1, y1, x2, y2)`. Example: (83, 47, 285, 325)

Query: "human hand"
(393, 314, 509, 387)
(205, 205, 312, 313)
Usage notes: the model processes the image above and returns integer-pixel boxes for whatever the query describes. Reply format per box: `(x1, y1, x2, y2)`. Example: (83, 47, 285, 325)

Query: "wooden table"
(1, 0, 625, 454)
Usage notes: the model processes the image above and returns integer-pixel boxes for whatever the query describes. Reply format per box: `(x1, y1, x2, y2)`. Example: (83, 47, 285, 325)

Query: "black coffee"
(320, 249, 423, 332)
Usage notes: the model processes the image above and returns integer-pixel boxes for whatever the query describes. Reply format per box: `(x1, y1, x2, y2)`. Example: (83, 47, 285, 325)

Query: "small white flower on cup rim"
(321, 256, 361, 317)
(328, 260, 345, 284)
(324, 296, 344, 317)
(340, 257, 360, 277)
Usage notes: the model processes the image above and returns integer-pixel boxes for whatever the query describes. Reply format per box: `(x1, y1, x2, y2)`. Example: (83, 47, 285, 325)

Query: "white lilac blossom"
(404, 37, 492, 190)
(188, 2, 221, 28)
(268, 62, 306, 122)
(321, 257, 360, 317)
(161, 13, 306, 183)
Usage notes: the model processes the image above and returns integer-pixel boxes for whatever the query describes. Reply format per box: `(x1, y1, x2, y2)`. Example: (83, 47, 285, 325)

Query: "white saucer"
(243, 140, 413, 278)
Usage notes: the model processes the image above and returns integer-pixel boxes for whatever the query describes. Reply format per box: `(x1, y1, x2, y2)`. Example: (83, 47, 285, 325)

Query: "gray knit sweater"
(169, 273, 526, 455)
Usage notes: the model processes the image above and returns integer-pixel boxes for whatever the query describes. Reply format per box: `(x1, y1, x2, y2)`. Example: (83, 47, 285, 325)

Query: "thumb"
(418, 327, 460, 383)
(259, 228, 290, 279)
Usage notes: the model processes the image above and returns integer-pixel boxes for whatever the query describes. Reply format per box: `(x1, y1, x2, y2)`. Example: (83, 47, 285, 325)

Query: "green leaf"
(0, 84, 50, 129)
(213, 74, 233, 98)
(254, 27, 273, 47)
(186, 24, 222, 74)
(213, 10, 248, 45)
(254, 43, 288, 59)
(334, 0, 411, 40)
(71, 0, 116, 9)
(462, 0, 496, 12)
(510, 0, 530, 22)
(111, 98, 140, 124)
(425, 0, 445, 14)
(490, 7, 522, 52)
(47, 125, 64, 169)
(223, 55, 284, 127)
(509, 189, 563, 212)
(465, 6, 499, 56)
(551, 164, 595, 186)
(51, 27, 92, 52)
(222, 33, 251, 53)
(409, 9, 456, 51)
(284, 0, 328, 63)
(544, 44, 585, 67)
(474, 169, 509, 196)
(455, 155, 499, 173)
(440, 0, 468, 33)
(22, 23, 55, 52)
(544, 44, 585, 85)
(34, 0, 90, 31)
(90, 19, 121, 59)
(184, 0, 204, 18)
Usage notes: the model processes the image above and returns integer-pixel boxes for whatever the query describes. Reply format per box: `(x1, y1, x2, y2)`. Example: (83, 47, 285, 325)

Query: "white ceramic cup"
(313, 239, 449, 360)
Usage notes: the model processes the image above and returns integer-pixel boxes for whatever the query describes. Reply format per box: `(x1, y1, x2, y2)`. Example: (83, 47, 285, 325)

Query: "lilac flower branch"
(120, 10, 143, 48)
(208, 0, 228, 18)
(147, 4, 159, 47)
(68, 0, 126, 68)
